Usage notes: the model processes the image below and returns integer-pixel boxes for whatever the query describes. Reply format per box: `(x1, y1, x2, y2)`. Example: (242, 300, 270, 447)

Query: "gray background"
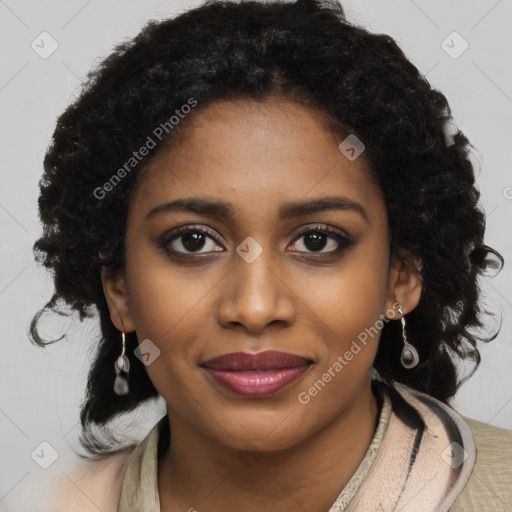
(1, 0, 511, 510)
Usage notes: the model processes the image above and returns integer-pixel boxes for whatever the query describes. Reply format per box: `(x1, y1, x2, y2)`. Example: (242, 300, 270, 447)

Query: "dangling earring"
(394, 302, 419, 369)
(113, 331, 130, 395)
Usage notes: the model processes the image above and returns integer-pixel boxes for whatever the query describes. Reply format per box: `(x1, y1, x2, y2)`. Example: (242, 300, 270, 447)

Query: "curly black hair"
(30, 0, 503, 457)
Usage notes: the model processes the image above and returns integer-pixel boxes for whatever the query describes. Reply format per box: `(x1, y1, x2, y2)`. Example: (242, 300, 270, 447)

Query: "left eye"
(289, 227, 352, 254)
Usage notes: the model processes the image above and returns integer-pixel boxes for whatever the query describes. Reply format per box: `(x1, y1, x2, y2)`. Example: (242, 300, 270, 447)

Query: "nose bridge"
(217, 245, 296, 332)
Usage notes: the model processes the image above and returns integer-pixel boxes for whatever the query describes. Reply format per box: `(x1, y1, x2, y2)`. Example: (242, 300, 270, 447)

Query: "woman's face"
(104, 97, 417, 451)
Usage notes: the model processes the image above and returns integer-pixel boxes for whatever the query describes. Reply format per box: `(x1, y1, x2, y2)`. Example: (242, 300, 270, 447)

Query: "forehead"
(129, 97, 385, 225)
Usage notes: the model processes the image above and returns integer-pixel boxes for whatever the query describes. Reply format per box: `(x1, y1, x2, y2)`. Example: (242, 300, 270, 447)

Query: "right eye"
(160, 225, 225, 256)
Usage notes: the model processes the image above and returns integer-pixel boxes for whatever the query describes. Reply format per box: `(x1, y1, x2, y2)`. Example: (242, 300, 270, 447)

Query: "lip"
(201, 350, 313, 397)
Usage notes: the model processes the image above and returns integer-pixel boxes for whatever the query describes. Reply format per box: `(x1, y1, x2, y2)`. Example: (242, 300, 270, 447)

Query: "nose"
(216, 251, 297, 334)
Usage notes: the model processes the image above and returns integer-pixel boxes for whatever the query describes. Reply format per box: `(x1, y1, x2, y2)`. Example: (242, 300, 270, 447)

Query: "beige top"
(42, 384, 512, 512)
(449, 416, 512, 512)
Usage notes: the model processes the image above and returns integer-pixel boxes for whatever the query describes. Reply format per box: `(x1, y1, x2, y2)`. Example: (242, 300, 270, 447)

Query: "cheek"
(124, 258, 214, 408)
(294, 262, 387, 420)
(123, 242, 215, 365)
(311, 245, 389, 335)
(303, 242, 390, 385)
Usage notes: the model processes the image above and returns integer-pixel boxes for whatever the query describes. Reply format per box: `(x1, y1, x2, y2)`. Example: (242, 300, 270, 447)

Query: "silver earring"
(114, 332, 130, 395)
(394, 302, 419, 369)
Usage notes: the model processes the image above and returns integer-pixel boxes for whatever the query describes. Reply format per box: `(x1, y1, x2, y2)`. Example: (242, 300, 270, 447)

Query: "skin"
(101, 96, 422, 512)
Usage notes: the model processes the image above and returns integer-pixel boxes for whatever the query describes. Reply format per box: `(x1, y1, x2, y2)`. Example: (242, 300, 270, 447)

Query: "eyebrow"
(146, 196, 369, 223)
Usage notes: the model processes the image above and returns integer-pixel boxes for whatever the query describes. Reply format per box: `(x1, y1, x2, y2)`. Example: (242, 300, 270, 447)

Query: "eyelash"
(159, 224, 355, 259)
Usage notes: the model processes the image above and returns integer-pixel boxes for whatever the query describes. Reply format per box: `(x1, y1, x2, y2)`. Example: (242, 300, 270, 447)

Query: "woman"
(31, 0, 511, 510)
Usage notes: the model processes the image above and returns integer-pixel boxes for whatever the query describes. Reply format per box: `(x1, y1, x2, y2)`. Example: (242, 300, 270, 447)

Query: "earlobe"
(385, 253, 423, 317)
(100, 266, 136, 333)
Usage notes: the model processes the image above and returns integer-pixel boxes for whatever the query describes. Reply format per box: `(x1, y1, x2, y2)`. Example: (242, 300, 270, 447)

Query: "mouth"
(200, 350, 314, 397)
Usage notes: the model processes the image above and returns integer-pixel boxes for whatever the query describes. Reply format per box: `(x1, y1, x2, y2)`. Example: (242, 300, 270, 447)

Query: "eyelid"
(291, 223, 352, 241)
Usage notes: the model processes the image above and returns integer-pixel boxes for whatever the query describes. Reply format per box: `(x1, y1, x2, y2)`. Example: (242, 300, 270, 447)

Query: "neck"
(158, 381, 380, 512)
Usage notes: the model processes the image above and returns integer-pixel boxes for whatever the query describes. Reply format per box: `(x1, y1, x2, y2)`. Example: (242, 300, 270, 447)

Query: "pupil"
(305, 233, 327, 252)
(183, 232, 205, 252)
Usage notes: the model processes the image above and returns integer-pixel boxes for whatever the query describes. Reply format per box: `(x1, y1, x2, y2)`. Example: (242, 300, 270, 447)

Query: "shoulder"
(388, 382, 511, 511)
(36, 418, 165, 512)
(450, 417, 512, 512)
(37, 447, 136, 512)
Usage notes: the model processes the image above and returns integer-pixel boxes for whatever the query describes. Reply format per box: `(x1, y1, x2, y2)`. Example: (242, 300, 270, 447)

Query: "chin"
(209, 409, 315, 453)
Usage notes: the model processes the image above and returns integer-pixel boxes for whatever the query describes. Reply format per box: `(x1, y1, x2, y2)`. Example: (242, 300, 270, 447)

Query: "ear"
(384, 251, 423, 319)
(100, 266, 136, 333)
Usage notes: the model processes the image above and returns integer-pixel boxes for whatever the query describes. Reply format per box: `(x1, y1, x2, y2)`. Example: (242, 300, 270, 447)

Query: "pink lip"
(201, 350, 313, 397)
